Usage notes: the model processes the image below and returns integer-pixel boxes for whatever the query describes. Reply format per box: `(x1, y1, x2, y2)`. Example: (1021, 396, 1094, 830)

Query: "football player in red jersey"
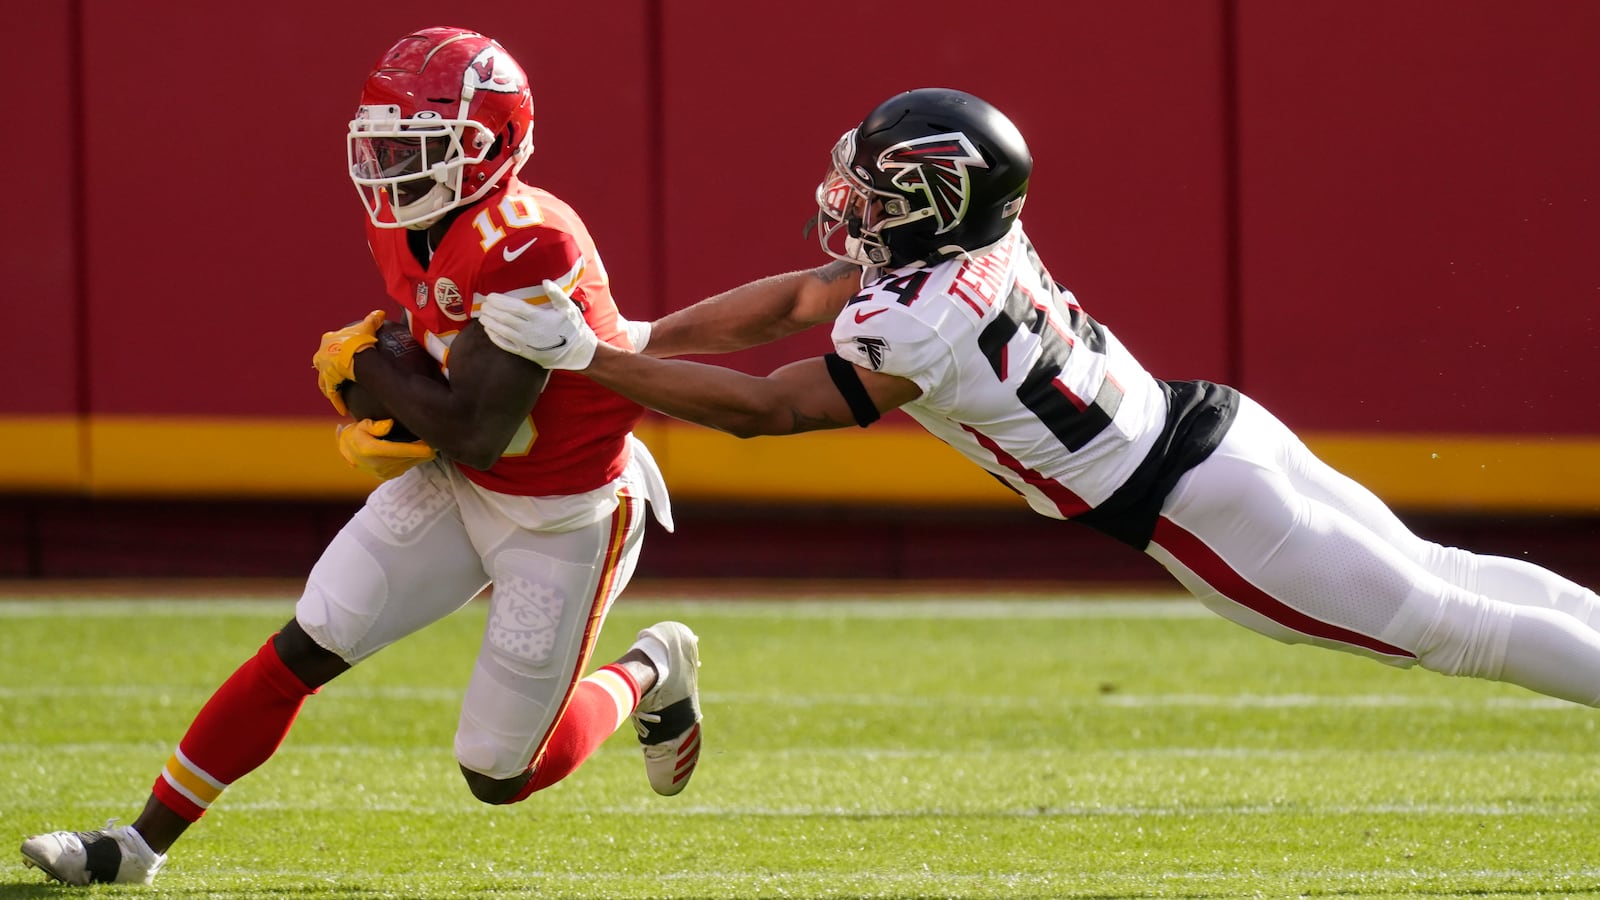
(484, 89, 1600, 719)
(21, 27, 703, 887)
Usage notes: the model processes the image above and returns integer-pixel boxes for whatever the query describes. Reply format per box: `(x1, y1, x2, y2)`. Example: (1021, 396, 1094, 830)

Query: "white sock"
(634, 633, 670, 690)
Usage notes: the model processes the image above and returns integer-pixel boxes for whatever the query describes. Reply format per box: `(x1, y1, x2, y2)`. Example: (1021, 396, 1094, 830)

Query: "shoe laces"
(631, 710, 661, 739)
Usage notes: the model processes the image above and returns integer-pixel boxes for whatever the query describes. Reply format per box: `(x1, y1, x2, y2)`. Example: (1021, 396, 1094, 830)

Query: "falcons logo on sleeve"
(853, 336, 889, 370)
(877, 132, 987, 236)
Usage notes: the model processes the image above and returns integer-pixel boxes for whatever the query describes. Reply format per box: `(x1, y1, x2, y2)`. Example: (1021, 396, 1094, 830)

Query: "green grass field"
(3, 587, 1597, 899)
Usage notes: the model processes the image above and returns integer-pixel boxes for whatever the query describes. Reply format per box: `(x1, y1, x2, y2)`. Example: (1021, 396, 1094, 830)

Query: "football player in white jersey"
(482, 87, 1600, 712)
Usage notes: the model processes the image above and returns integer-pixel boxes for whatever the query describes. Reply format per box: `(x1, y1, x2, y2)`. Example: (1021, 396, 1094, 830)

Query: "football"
(338, 321, 446, 442)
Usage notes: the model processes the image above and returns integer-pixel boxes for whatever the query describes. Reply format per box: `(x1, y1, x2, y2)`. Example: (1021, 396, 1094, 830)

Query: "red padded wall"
(3, 3, 79, 415)
(1235, 1, 1600, 434)
(656, 1, 1234, 382)
(76, 2, 654, 416)
(63, 2, 1597, 432)
(13, 1, 1597, 503)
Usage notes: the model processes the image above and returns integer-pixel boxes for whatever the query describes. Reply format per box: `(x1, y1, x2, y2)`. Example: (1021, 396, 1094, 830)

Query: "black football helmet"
(815, 88, 1032, 268)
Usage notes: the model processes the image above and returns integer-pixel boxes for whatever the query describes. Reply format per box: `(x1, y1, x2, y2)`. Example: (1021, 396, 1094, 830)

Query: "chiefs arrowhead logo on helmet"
(465, 47, 523, 95)
(876, 132, 988, 236)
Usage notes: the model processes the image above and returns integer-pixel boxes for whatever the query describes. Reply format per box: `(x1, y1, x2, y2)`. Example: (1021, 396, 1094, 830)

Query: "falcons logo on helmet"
(876, 132, 988, 236)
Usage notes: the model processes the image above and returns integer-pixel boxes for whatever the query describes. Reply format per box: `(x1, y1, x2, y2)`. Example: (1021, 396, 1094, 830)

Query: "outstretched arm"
(641, 261, 862, 358)
(583, 343, 921, 438)
(478, 278, 919, 438)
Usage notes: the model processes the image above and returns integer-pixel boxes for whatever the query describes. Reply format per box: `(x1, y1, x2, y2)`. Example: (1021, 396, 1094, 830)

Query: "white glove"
(479, 280, 598, 370)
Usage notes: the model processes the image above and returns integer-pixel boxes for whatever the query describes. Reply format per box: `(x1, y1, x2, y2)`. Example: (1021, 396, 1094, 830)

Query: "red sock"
(506, 664, 639, 803)
(151, 636, 316, 821)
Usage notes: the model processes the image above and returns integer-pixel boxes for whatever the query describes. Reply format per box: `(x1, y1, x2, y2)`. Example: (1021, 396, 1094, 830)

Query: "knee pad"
(1406, 591, 1514, 679)
(294, 579, 376, 665)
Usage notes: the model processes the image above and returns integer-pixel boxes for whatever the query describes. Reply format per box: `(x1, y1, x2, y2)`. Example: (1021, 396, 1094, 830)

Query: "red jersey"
(363, 179, 643, 496)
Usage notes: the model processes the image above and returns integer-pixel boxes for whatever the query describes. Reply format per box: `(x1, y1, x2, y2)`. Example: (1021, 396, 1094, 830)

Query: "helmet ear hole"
(478, 131, 507, 181)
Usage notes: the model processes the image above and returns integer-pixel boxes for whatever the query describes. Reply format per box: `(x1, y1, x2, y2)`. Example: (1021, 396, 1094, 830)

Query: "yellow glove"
(337, 419, 436, 481)
(314, 310, 386, 415)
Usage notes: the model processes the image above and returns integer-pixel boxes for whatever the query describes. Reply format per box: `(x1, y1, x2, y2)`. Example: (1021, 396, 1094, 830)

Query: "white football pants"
(1148, 395, 1600, 706)
(296, 436, 669, 778)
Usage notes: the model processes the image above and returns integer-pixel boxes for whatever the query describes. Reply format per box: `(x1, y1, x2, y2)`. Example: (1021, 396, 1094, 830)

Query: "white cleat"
(631, 621, 703, 796)
(20, 820, 166, 886)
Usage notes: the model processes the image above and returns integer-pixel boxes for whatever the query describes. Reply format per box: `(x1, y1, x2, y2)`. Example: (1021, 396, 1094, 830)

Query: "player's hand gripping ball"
(313, 310, 385, 415)
(337, 418, 436, 480)
(338, 321, 448, 442)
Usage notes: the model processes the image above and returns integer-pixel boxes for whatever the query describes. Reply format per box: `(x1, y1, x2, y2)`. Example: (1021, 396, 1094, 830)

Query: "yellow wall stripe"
(1, 415, 1596, 513)
(1308, 434, 1600, 514)
(0, 416, 85, 492)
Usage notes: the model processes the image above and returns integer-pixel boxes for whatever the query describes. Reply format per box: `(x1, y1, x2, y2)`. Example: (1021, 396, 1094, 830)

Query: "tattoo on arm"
(816, 260, 858, 284)
(788, 407, 842, 433)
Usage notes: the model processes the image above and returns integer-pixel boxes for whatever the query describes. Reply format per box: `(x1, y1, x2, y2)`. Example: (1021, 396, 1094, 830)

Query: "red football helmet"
(348, 27, 534, 230)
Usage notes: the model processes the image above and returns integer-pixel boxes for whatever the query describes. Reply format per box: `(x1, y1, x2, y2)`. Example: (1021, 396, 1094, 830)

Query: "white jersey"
(830, 221, 1171, 520)
(838, 223, 1600, 719)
